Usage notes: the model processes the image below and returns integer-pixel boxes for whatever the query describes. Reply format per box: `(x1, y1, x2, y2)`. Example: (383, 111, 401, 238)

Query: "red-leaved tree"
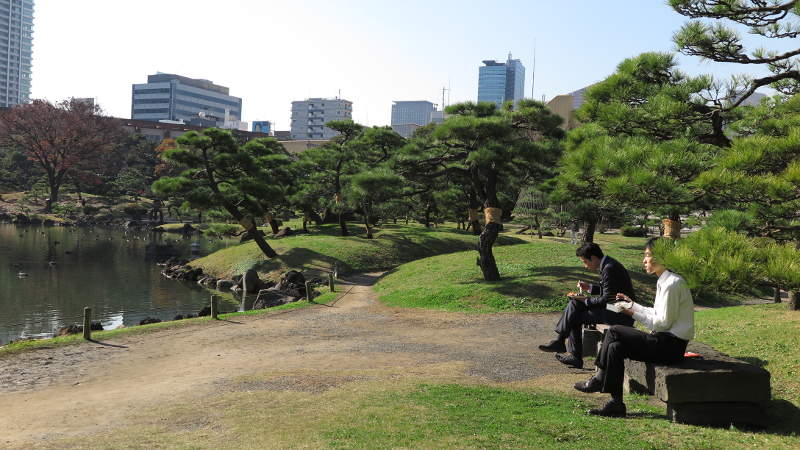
(0, 99, 124, 211)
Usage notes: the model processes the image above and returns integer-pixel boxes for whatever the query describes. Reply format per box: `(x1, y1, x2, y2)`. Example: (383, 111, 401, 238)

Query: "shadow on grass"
(737, 356, 769, 368)
(764, 399, 800, 435)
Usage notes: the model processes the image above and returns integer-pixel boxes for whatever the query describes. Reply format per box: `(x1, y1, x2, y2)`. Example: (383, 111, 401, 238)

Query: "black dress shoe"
(538, 339, 567, 353)
(588, 399, 626, 417)
(573, 376, 602, 393)
(555, 352, 584, 369)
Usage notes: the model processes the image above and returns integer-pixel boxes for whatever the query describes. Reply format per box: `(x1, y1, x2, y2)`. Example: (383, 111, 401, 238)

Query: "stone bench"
(623, 341, 771, 427)
(581, 324, 608, 358)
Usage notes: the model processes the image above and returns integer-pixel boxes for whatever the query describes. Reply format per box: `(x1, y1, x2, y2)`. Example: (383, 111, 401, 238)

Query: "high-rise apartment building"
(131, 73, 242, 125)
(0, 0, 33, 108)
(477, 52, 525, 107)
(290, 98, 352, 140)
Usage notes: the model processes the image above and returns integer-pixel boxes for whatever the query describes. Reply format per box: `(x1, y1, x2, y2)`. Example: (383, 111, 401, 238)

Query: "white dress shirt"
(631, 270, 694, 341)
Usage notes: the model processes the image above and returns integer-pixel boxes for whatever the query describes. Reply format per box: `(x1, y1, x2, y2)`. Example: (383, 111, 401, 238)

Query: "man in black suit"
(538, 242, 635, 368)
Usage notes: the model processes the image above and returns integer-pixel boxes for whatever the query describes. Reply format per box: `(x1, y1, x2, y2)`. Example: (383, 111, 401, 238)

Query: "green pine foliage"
(653, 226, 800, 300)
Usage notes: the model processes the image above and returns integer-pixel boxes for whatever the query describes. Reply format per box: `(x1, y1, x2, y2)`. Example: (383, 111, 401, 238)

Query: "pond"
(0, 223, 240, 345)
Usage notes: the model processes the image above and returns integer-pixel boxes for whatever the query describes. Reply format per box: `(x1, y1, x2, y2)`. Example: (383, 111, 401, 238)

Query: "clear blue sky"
(30, 0, 788, 130)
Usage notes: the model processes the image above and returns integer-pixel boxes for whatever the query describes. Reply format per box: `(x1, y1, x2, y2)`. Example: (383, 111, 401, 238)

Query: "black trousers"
(595, 325, 688, 398)
(554, 299, 634, 358)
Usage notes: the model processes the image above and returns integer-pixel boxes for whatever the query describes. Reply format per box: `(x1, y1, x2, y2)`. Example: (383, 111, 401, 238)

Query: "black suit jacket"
(587, 256, 636, 308)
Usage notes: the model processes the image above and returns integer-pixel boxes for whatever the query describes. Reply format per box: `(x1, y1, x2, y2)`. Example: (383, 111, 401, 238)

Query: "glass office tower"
(477, 52, 525, 108)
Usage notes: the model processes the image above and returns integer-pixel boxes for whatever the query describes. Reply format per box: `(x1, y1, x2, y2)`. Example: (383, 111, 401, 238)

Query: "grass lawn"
(191, 222, 525, 279)
(374, 232, 768, 312)
(55, 380, 799, 449)
(374, 233, 660, 313)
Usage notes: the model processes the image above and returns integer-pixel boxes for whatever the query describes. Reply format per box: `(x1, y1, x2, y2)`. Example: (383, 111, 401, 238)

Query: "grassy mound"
(191, 223, 525, 279)
(374, 234, 658, 312)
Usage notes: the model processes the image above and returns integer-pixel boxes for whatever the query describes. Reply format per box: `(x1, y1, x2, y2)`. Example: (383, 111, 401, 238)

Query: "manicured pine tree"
(152, 128, 293, 259)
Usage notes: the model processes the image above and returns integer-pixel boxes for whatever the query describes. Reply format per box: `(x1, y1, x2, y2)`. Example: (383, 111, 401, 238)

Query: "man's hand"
(577, 281, 590, 292)
(615, 293, 634, 316)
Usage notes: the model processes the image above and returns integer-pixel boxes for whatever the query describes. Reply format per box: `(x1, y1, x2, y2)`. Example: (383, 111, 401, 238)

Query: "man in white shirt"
(573, 237, 694, 417)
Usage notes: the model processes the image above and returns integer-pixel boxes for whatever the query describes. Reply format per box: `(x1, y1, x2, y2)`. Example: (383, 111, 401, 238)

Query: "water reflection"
(0, 224, 240, 344)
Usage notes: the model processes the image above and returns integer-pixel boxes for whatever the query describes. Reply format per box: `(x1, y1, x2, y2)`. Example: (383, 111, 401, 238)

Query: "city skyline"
(28, 1, 796, 130)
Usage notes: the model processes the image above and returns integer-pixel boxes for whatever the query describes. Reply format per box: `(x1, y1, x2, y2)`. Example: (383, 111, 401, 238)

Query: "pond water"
(0, 223, 240, 345)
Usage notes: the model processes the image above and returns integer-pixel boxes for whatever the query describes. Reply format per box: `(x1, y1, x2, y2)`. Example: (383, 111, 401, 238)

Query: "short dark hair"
(576, 242, 603, 259)
(645, 237, 660, 251)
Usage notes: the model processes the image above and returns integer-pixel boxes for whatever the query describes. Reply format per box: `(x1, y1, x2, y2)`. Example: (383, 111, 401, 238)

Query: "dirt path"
(0, 273, 588, 448)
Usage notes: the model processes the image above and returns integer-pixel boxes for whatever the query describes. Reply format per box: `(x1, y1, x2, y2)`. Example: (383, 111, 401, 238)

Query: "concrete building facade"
(390, 100, 435, 138)
(290, 97, 352, 140)
(131, 73, 242, 125)
(477, 52, 525, 108)
(252, 120, 272, 134)
(0, 0, 33, 108)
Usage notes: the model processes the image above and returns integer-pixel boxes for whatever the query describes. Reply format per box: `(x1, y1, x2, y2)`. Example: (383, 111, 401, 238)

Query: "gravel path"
(0, 272, 588, 447)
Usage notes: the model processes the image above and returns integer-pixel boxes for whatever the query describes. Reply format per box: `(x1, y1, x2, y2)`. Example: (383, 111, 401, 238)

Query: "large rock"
(56, 324, 82, 336)
(234, 269, 275, 294)
(624, 341, 771, 427)
(251, 288, 295, 309)
(216, 279, 235, 291)
(273, 270, 310, 300)
(625, 342, 771, 404)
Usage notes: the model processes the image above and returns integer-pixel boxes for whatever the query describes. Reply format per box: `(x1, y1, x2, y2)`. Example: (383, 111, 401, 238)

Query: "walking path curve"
(0, 273, 589, 448)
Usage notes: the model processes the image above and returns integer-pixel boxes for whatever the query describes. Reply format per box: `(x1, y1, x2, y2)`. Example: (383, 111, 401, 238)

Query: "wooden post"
(329, 272, 335, 292)
(790, 291, 800, 311)
(242, 272, 247, 311)
(333, 263, 338, 279)
(774, 287, 782, 303)
(211, 295, 219, 319)
(82, 307, 92, 340)
(305, 281, 313, 302)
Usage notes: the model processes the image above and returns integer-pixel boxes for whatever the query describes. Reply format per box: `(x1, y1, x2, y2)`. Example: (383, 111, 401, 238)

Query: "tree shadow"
(88, 339, 128, 349)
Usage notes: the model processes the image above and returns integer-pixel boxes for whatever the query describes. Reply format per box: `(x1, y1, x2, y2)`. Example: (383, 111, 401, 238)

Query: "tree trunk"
(789, 291, 800, 311)
(477, 218, 502, 281)
(338, 211, 349, 236)
(663, 213, 682, 239)
(45, 182, 59, 212)
(534, 214, 542, 239)
(197, 212, 202, 223)
(583, 219, 596, 242)
(424, 202, 432, 228)
(269, 219, 280, 235)
(468, 208, 481, 236)
(362, 205, 373, 239)
(236, 216, 277, 258)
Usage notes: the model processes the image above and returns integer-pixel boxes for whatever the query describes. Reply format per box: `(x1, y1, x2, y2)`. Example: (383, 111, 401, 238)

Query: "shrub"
(204, 223, 240, 237)
(122, 203, 148, 220)
(620, 225, 647, 237)
(82, 205, 100, 215)
(652, 227, 800, 300)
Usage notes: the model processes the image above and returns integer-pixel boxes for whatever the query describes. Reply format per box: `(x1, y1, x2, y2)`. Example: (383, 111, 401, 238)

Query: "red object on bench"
(684, 352, 701, 358)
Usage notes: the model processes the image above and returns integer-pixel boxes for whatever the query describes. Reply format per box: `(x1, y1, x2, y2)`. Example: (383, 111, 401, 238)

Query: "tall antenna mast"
(447, 78, 451, 107)
(531, 39, 536, 99)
